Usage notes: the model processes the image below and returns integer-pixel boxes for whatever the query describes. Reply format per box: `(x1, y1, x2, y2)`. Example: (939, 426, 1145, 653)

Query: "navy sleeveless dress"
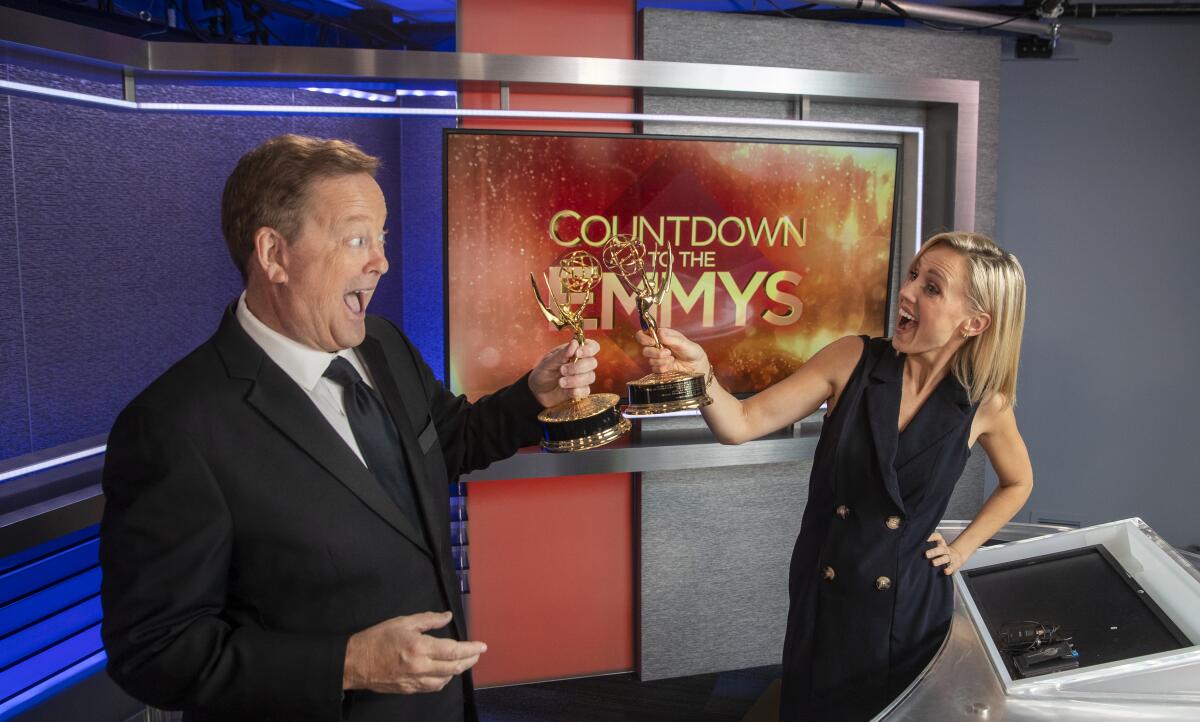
(779, 337, 979, 720)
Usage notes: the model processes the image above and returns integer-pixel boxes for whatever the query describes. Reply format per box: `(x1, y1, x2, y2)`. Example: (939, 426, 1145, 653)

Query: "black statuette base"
(624, 372, 713, 416)
(539, 393, 631, 452)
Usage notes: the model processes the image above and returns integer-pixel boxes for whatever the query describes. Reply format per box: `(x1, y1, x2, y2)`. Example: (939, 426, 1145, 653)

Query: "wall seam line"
(7, 91, 35, 454)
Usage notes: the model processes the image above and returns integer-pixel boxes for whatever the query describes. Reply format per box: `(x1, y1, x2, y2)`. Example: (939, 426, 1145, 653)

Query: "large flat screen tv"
(444, 129, 900, 401)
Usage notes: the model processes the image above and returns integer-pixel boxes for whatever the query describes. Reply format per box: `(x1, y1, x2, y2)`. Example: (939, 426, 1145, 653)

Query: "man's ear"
(252, 227, 288, 284)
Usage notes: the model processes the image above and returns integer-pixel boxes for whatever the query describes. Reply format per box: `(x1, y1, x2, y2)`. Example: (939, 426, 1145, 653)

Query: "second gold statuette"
(530, 250, 631, 452)
(601, 234, 712, 415)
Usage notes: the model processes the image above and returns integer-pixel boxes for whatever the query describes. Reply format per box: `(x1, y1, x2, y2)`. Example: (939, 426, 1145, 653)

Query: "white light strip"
(916, 131, 925, 251)
(0, 79, 136, 109)
(136, 104, 924, 133)
(396, 89, 455, 97)
(0, 445, 107, 484)
(0, 78, 919, 134)
(303, 87, 397, 103)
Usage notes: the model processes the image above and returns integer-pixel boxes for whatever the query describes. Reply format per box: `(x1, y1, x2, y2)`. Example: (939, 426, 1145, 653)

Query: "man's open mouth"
(344, 289, 371, 314)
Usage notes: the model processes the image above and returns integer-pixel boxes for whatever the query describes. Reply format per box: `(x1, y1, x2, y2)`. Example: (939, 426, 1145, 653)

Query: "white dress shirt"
(235, 291, 375, 466)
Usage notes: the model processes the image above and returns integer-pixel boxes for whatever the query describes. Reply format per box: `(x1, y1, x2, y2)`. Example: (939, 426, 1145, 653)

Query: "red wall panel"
(458, 0, 635, 133)
(457, 0, 637, 687)
(467, 473, 634, 685)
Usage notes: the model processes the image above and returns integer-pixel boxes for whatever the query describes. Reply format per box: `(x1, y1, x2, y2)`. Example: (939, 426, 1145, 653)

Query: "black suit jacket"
(99, 306, 543, 721)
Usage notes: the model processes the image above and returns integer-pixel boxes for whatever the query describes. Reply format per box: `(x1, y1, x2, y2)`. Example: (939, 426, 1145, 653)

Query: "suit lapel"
(895, 376, 972, 472)
(357, 335, 443, 557)
(865, 345, 907, 514)
(214, 306, 432, 556)
(359, 332, 466, 640)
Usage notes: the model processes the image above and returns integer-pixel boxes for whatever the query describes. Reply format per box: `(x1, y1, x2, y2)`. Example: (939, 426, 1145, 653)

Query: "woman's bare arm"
(927, 394, 1035, 573)
(640, 329, 864, 445)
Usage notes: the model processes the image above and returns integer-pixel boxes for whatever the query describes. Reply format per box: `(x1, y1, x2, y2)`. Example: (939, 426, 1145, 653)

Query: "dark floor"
(476, 665, 781, 722)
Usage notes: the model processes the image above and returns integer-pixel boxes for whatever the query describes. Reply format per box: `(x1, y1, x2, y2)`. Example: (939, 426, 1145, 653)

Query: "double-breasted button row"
(833, 505, 902, 531)
(819, 567, 892, 591)
(824, 507, 898, 590)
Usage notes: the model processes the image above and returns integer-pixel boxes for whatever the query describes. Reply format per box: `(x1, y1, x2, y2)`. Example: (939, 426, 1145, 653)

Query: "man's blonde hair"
(221, 135, 381, 282)
(917, 232, 1026, 408)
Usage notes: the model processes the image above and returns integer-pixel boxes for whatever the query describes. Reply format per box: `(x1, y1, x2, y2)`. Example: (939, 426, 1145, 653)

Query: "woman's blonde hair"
(916, 232, 1026, 408)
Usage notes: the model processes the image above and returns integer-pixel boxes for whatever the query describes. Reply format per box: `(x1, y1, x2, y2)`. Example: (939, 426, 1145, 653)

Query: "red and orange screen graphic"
(446, 132, 897, 401)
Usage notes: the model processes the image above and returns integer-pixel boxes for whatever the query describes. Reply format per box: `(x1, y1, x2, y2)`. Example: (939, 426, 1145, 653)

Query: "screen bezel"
(441, 127, 904, 398)
(963, 543, 1194, 667)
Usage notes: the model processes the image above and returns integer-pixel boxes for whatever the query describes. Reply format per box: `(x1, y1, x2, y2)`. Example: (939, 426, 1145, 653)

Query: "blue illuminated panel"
(0, 568, 102, 639)
(0, 527, 106, 721)
(0, 539, 98, 606)
(0, 598, 102, 670)
(0, 55, 458, 720)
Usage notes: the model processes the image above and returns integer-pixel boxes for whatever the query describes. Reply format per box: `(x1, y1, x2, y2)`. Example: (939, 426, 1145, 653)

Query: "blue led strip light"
(0, 598, 103, 670)
(0, 651, 106, 721)
(0, 528, 105, 720)
(449, 481, 469, 595)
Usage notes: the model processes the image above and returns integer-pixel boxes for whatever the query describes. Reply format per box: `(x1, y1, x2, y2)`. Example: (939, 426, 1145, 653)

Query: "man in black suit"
(99, 135, 599, 721)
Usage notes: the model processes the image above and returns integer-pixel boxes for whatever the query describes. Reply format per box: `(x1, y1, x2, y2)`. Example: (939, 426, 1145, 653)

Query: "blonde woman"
(638, 233, 1034, 721)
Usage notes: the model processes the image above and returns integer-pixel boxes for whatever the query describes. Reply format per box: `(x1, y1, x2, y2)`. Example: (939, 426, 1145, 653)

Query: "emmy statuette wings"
(529, 250, 631, 452)
(601, 235, 713, 415)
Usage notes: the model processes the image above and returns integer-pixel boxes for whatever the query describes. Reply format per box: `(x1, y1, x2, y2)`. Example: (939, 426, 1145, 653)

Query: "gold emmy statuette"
(600, 235, 712, 415)
(529, 250, 632, 452)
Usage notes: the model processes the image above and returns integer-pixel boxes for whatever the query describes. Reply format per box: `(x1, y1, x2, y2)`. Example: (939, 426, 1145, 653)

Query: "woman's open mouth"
(897, 308, 918, 332)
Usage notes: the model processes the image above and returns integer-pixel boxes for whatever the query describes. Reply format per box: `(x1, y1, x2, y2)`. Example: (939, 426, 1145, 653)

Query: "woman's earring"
(961, 329, 970, 339)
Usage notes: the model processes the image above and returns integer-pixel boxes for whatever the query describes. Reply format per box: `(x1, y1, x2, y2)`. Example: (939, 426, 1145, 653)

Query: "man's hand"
(342, 611, 486, 694)
(528, 339, 600, 408)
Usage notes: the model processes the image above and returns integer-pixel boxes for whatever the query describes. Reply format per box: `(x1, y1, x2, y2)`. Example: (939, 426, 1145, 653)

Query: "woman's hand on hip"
(925, 532, 968, 575)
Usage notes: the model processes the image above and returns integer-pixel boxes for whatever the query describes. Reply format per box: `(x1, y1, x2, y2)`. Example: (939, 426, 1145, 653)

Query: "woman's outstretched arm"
(638, 328, 863, 445)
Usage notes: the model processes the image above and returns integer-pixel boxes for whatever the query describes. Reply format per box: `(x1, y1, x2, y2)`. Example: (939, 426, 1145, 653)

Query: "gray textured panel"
(1, 87, 32, 459)
(640, 8, 999, 236)
(639, 449, 984, 681)
(640, 459, 810, 679)
(2, 44, 124, 98)
(6, 75, 407, 452)
(945, 444, 986, 522)
(806, 102, 927, 130)
(13, 88, 258, 449)
(639, 94, 908, 146)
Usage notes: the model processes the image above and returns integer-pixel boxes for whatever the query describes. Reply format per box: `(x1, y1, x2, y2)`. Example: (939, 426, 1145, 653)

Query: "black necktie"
(324, 357, 420, 527)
